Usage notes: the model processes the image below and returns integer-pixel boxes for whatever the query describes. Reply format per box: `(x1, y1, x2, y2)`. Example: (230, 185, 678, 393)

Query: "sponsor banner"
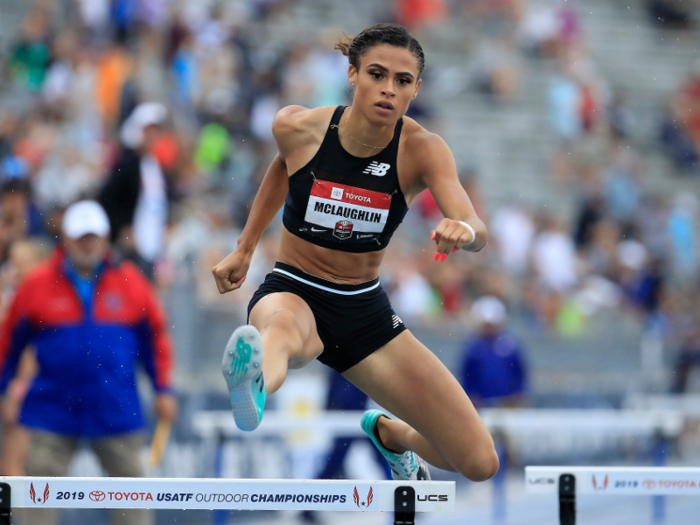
(525, 467, 700, 495)
(304, 181, 391, 241)
(310, 181, 392, 211)
(1, 477, 454, 512)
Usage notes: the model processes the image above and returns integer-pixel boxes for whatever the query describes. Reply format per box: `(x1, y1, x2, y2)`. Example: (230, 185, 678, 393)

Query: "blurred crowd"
(388, 0, 700, 372)
(0, 0, 699, 393)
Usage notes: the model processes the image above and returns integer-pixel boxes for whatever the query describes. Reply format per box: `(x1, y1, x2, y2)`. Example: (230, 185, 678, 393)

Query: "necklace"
(332, 110, 391, 150)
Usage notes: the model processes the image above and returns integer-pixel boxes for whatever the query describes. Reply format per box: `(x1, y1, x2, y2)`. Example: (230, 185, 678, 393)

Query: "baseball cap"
(120, 102, 168, 148)
(62, 200, 111, 239)
(471, 295, 507, 326)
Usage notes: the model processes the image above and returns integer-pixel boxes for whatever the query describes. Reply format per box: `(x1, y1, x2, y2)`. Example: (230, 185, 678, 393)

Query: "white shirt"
(133, 155, 167, 262)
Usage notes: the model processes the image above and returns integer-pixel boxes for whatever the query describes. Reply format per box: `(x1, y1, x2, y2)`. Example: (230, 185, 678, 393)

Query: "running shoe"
(361, 409, 431, 480)
(221, 325, 267, 431)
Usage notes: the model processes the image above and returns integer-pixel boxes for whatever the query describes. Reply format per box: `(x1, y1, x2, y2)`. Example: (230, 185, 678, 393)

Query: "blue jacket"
(460, 331, 527, 404)
(0, 250, 174, 438)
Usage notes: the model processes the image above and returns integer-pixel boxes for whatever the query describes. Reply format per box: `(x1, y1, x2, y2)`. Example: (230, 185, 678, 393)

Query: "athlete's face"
(349, 44, 422, 124)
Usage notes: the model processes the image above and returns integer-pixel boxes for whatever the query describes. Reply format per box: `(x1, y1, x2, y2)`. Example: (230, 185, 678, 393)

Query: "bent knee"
(455, 445, 500, 482)
(470, 447, 500, 481)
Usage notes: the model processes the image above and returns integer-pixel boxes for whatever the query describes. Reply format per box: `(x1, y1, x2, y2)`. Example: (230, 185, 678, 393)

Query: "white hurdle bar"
(193, 409, 684, 438)
(0, 477, 454, 525)
(525, 466, 700, 524)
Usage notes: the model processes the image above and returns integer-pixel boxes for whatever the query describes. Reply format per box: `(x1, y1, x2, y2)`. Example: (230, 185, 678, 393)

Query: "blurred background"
(0, 0, 700, 523)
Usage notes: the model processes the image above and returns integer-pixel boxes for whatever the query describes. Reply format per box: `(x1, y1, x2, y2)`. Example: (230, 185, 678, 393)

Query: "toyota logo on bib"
(90, 490, 106, 502)
(334, 220, 353, 240)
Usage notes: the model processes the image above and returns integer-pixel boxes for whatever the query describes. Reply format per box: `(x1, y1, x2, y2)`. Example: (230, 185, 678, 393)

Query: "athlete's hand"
(212, 248, 251, 293)
(430, 218, 476, 261)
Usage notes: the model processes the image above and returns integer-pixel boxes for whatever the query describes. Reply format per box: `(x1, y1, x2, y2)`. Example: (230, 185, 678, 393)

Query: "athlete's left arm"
(418, 133, 488, 256)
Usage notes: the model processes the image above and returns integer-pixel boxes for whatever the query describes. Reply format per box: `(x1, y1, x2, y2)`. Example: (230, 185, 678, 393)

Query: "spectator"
(170, 33, 200, 118)
(664, 60, 700, 173)
(459, 296, 528, 408)
(626, 256, 666, 317)
(34, 145, 97, 210)
(519, 0, 561, 57)
(0, 201, 177, 525)
(8, 7, 51, 91)
(579, 217, 621, 278)
(671, 323, 700, 393)
(603, 143, 642, 226)
(468, 35, 520, 103)
(660, 98, 700, 172)
(390, 259, 437, 322)
(394, 0, 448, 33)
(490, 200, 535, 277)
(94, 41, 133, 128)
(531, 214, 577, 293)
(0, 239, 50, 476)
(0, 178, 45, 242)
(647, 0, 695, 30)
(99, 103, 170, 278)
(667, 193, 698, 282)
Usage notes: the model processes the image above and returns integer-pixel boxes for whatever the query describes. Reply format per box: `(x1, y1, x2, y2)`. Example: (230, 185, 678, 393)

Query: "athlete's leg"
(248, 292, 324, 393)
(343, 330, 499, 481)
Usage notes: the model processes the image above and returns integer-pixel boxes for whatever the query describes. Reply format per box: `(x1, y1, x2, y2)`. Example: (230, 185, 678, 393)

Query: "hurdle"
(0, 476, 454, 524)
(525, 466, 700, 524)
(193, 408, 685, 520)
(193, 408, 685, 438)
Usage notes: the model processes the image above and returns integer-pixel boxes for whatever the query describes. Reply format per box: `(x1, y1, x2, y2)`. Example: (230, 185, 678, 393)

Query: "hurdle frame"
(0, 483, 9, 525)
(526, 466, 700, 524)
(0, 476, 455, 525)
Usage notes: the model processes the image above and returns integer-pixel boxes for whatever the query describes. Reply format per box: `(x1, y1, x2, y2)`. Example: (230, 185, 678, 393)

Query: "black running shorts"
(248, 262, 407, 373)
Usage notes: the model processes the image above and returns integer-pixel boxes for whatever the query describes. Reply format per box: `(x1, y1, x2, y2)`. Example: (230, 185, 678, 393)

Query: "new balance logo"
(363, 162, 390, 176)
(391, 314, 402, 329)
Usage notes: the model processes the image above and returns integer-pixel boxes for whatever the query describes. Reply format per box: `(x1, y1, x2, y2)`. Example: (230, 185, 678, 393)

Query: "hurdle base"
(559, 474, 576, 525)
(394, 486, 415, 525)
(0, 482, 10, 525)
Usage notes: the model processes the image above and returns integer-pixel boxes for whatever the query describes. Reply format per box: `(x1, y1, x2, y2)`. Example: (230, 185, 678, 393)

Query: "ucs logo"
(30, 483, 50, 505)
(353, 487, 373, 508)
(90, 491, 106, 502)
(417, 494, 449, 502)
(528, 478, 555, 485)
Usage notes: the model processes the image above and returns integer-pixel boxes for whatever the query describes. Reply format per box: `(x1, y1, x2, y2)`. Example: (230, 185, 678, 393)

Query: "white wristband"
(458, 221, 476, 247)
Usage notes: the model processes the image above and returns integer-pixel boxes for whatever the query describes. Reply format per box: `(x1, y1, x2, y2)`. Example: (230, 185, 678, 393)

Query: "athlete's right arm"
(211, 153, 287, 293)
(211, 107, 311, 294)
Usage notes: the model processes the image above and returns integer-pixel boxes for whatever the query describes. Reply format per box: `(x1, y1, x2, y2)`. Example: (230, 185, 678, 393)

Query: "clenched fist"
(212, 247, 251, 294)
(430, 218, 476, 261)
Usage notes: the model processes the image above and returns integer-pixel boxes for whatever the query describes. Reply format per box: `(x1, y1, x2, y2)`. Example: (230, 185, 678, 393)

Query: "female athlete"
(212, 23, 498, 482)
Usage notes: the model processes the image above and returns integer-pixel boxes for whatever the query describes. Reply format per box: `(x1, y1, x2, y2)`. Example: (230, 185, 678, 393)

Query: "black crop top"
(282, 106, 409, 253)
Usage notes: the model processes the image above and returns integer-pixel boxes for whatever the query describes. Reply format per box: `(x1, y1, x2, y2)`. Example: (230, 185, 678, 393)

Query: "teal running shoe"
(221, 325, 267, 431)
(361, 409, 431, 480)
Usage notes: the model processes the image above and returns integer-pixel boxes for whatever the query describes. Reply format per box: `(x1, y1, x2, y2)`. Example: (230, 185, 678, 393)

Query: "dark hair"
(335, 23, 425, 78)
(0, 177, 31, 197)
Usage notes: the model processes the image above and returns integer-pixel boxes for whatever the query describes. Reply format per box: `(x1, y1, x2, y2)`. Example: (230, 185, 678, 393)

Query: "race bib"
(304, 181, 392, 242)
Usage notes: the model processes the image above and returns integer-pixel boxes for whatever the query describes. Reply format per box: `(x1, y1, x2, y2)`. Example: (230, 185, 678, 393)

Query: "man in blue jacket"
(460, 296, 528, 408)
(0, 201, 177, 525)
